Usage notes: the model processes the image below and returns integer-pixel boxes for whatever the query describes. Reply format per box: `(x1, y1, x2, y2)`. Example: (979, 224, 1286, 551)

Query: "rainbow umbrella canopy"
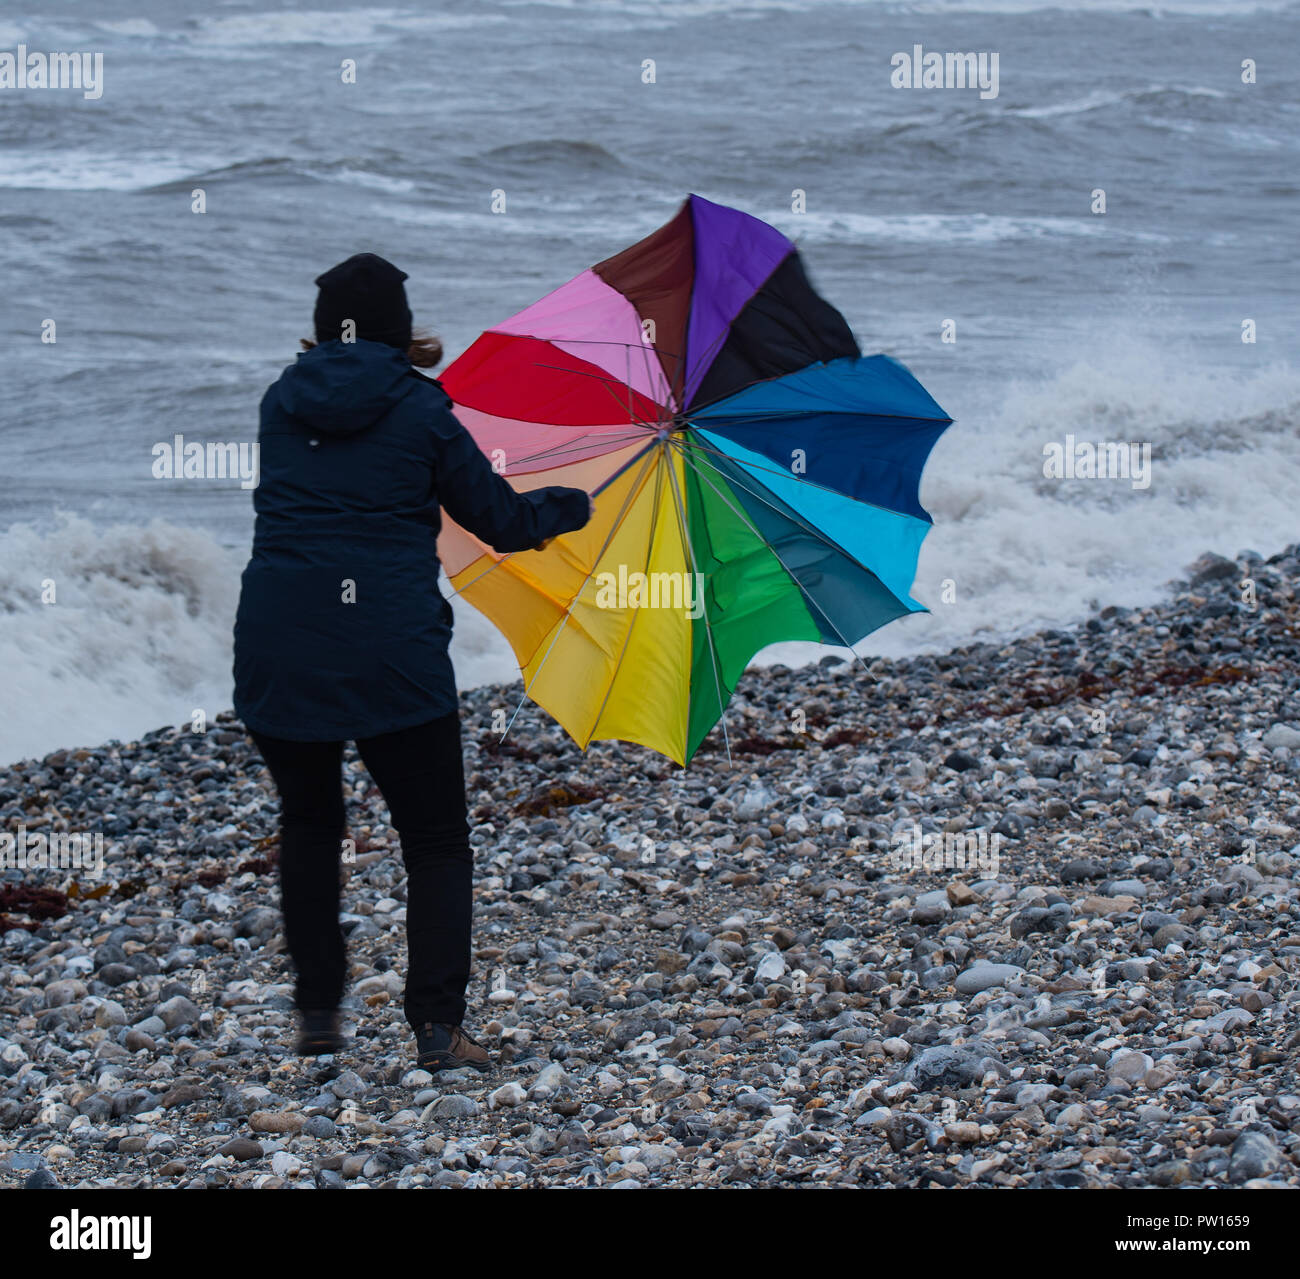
(436, 194, 951, 766)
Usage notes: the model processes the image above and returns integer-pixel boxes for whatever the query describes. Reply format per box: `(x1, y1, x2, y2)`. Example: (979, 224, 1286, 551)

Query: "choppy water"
(1, 0, 1297, 762)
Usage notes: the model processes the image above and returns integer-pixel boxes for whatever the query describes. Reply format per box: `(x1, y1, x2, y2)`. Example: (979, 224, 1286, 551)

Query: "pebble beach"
(2, 545, 1299, 1190)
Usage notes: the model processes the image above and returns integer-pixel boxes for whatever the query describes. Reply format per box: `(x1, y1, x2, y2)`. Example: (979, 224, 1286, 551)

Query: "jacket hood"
(275, 338, 414, 435)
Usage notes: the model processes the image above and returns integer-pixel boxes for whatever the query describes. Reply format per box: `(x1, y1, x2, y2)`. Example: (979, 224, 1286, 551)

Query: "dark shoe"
(416, 1022, 490, 1073)
(296, 1009, 342, 1056)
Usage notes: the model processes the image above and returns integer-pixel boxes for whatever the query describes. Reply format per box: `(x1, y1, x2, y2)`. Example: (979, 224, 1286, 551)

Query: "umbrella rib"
(495, 335, 686, 410)
(661, 437, 732, 766)
(670, 286, 823, 411)
(451, 436, 654, 603)
(494, 332, 689, 413)
(633, 322, 677, 414)
(672, 441, 885, 680)
(676, 346, 937, 420)
(504, 334, 689, 360)
(674, 308, 741, 407)
(505, 428, 654, 470)
(499, 443, 663, 747)
(460, 355, 665, 433)
(664, 431, 902, 593)
(626, 331, 674, 416)
(577, 446, 671, 753)
(590, 435, 660, 497)
(677, 443, 881, 676)
(692, 404, 953, 423)
(443, 436, 659, 601)
(525, 361, 666, 432)
(670, 426, 936, 523)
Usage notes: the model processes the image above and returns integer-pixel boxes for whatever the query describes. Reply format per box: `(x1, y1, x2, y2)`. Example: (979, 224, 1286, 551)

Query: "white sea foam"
(187, 9, 503, 47)
(378, 201, 1125, 250)
(880, 0, 1294, 13)
(0, 517, 242, 765)
(0, 511, 569, 766)
(301, 167, 417, 194)
(0, 150, 208, 191)
(504, 0, 1294, 15)
(3, 345, 1296, 765)
(783, 209, 1168, 245)
(763, 343, 1300, 669)
(92, 19, 161, 37)
(1011, 85, 1229, 120)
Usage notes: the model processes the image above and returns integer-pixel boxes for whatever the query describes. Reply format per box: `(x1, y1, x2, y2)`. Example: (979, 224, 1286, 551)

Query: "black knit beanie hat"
(313, 252, 413, 350)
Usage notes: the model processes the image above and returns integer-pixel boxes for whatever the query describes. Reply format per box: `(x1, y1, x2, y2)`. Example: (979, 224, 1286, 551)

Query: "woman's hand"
(534, 495, 594, 552)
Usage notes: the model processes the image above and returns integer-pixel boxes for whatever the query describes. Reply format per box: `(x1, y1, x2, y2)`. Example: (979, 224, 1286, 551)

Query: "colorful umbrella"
(436, 194, 952, 766)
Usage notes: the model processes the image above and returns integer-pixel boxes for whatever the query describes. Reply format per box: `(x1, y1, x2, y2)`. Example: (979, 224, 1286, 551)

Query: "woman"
(233, 253, 592, 1072)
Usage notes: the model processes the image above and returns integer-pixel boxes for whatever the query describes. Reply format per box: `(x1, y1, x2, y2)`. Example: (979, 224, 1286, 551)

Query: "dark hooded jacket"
(233, 338, 589, 740)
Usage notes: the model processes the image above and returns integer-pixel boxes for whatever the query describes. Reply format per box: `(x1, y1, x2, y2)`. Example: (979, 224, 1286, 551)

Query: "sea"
(1, 0, 1297, 763)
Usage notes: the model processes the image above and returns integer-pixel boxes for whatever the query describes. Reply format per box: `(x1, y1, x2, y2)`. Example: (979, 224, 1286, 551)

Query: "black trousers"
(249, 711, 472, 1029)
